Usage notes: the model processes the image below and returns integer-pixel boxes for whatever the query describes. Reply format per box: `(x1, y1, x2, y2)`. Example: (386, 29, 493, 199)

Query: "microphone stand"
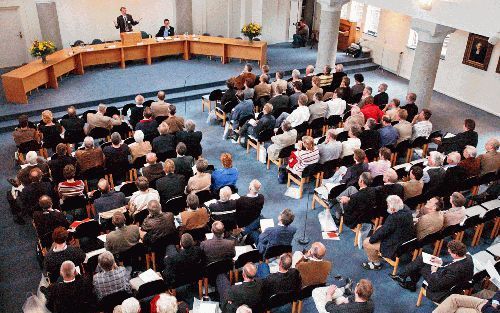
(297, 187, 312, 245)
(183, 73, 193, 116)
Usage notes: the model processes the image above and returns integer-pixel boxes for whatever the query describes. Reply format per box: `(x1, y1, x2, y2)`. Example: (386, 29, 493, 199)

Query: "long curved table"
(1, 36, 267, 104)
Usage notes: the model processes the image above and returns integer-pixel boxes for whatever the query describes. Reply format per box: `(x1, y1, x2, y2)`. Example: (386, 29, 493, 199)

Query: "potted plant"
(30, 40, 56, 64)
(241, 22, 262, 43)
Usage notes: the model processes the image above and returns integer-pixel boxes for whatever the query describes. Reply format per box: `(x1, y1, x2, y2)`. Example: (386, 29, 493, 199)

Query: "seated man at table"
(257, 208, 296, 254)
(156, 18, 175, 37)
(391, 240, 473, 303)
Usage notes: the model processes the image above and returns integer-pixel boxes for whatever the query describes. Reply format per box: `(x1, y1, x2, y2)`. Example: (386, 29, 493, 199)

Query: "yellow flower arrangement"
(30, 40, 56, 58)
(241, 22, 262, 41)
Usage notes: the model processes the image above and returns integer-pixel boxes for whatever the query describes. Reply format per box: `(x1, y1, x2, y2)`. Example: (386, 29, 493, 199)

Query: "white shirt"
(412, 120, 432, 140)
(286, 106, 310, 128)
(326, 98, 346, 117)
(341, 138, 361, 157)
(129, 189, 160, 215)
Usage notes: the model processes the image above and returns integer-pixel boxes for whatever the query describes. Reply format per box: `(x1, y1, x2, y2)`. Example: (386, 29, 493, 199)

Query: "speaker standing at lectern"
(114, 6, 139, 33)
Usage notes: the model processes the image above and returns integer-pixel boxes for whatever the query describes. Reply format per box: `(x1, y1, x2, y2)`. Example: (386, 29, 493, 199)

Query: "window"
(363, 5, 381, 36)
(349, 1, 364, 22)
(407, 29, 418, 49)
(340, 3, 349, 19)
(407, 29, 451, 59)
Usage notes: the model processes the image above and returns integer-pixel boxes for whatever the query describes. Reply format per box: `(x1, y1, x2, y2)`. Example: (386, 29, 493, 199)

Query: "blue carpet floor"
(0, 64, 499, 312)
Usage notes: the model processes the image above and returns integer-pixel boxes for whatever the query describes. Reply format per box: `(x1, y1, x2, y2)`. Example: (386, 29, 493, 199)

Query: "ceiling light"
(417, 0, 433, 10)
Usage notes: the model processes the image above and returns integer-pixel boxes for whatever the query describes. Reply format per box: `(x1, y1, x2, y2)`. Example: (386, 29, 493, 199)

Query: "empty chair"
(91, 39, 103, 45)
(263, 244, 292, 262)
(73, 40, 85, 47)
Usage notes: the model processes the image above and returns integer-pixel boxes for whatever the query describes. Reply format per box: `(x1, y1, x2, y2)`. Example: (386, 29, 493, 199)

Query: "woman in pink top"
(368, 147, 392, 178)
(288, 136, 320, 177)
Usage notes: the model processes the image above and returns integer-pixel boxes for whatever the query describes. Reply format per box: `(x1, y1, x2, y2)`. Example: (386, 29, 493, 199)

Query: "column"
(315, 0, 349, 70)
(175, 0, 193, 34)
(408, 19, 455, 109)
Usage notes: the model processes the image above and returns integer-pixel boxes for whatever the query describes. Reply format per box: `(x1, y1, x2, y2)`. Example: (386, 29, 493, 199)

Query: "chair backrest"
(328, 183, 347, 200)
(89, 127, 110, 139)
(428, 130, 442, 141)
(81, 166, 106, 180)
(204, 258, 233, 276)
(155, 116, 167, 124)
(372, 175, 384, 187)
(209, 89, 223, 101)
(267, 290, 298, 309)
(133, 209, 149, 225)
(117, 182, 138, 197)
(364, 148, 378, 162)
(132, 155, 147, 169)
(195, 190, 213, 204)
(116, 242, 146, 269)
(302, 163, 322, 178)
(294, 121, 309, 134)
(263, 245, 292, 261)
(405, 193, 427, 210)
(99, 290, 131, 313)
(91, 39, 103, 45)
(143, 100, 154, 107)
(327, 115, 342, 128)
(336, 131, 349, 142)
(104, 106, 120, 117)
(478, 171, 497, 185)
(411, 136, 429, 148)
(61, 195, 87, 212)
(18, 140, 41, 154)
(162, 194, 187, 215)
(299, 283, 326, 300)
(257, 128, 274, 142)
(136, 279, 167, 300)
(308, 117, 326, 129)
(394, 238, 418, 258)
(74, 220, 100, 239)
(321, 159, 340, 179)
(234, 250, 262, 269)
(278, 145, 295, 159)
(340, 155, 355, 167)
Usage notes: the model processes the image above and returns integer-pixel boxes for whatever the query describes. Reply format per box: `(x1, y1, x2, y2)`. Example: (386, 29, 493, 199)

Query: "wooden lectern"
(338, 19, 357, 50)
(120, 31, 142, 46)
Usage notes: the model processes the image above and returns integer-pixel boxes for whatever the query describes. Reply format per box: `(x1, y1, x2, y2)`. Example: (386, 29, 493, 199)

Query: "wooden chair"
(202, 259, 234, 296)
(215, 107, 227, 127)
(287, 163, 323, 199)
(267, 144, 295, 172)
(295, 283, 326, 313)
(265, 290, 299, 313)
(202, 89, 223, 112)
(381, 238, 419, 276)
(263, 245, 292, 263)
(247, 129, 274, 160)
(233, 249, 262, 282)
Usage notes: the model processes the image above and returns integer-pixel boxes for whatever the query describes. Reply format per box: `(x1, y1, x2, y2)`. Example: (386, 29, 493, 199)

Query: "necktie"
(124, 15, 128, 31)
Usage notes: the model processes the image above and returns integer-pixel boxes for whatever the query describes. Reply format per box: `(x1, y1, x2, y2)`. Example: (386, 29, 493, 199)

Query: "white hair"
(98, 103, 107, 113)
(429, 151, 445, 166)
(156, 294, 178, 313)
(249, 179, 261, 193)
(384, 168, 398, 183)
(447, 152, 461, 165)
(292, 69, 301, 78)
(236, 305, 253, 313)
(335, 64, 344, 72)
(464, 145, 477, 158)
(60, 260, 76, 279)
(83, 136, 94, 149)
(133, 130, 144, 143)
(121, 297, 140, 313)
(25, 151, 38, 165)
(386, 195, 404, 213)
(135, 95, 144, 105)
(219, 186, 232, 202)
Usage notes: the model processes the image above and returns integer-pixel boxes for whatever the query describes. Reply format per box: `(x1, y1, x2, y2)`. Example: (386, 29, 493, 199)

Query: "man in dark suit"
(257, 208, 297, 254)
(373, 83, 389, 107)
(330, 64, 347, 91)
(436, 119, 478, 155)
(33, 196, 69, 248)
(441, 152, 468, 197)
(18, 167, 56, 215)
(373, 169, 404, 217)
(223, 263, 265, 313)
(155, 19, 175, 37)
(162, 233, 204, 287)
(400, 92, 418, 122)
(60, 106, 85, 145)
(301, 65, 315, 92)
(238, 103, 276, 147)
(45, 261, 95, 313)
(170, 143, 194, 178)
(336, 172, 376, 228)
(423, 151, 446, 196)
(115, 7, 139, 33)
(135, 107, 159, 142)
(362, 195, 415, 270)
(263, 253, 301, 297)
(155, 159, 186, 203)
(392, 240, 474, 303)
(129, 95, 145, 129)
(200, 221, 236, 265)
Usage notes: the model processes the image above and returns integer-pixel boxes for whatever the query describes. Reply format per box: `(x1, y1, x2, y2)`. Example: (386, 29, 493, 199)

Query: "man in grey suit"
(267, 121, 297, 161)
(308, 91, 328, 123)
(200, 221, 236, 265)
(86, 104, 122, 134)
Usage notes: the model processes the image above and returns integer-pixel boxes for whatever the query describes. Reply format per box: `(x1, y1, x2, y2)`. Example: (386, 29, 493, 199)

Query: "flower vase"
(41, 55, 47, 64)
(248, 36, 254, 44)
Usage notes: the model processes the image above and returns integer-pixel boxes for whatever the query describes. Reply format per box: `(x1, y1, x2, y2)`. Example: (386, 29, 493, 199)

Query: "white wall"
(357, 0, 500, 38)
(360, 9, 500, 116)
(54, 0, 176, 46)
(0, 0, 42, 65)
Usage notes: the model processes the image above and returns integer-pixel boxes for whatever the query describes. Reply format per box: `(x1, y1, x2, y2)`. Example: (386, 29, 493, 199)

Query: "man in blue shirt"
(155, 19, 175, 37)
(378, 115, 399, 147)
(257, 208, 297, 254)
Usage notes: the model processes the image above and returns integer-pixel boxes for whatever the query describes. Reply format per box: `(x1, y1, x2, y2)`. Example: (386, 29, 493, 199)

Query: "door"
(0, 7, 27, 68)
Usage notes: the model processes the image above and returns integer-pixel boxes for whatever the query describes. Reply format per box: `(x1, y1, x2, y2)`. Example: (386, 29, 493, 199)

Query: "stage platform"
(0, 42, 377, 132)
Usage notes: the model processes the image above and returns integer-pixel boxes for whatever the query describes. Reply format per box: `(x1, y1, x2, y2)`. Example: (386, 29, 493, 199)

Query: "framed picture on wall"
(497, 57, 500, 74)
(462, 33, 493, 71)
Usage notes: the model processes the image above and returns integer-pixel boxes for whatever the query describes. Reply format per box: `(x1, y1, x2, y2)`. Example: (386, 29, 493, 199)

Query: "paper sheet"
(138, 269, 161, 283)
(485, 261, 500, 289)
(233, 245, 254, 261)
(422, 252, 442, 267)
(260, 219, 274, 232)
(97, 234, 107, 243)
(205, 233, 214, 240)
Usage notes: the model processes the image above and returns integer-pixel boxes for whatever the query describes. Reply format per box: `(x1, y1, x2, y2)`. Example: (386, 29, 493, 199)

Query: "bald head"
(212, 221, 225, 238)
(60, 261, 76, 280)
(98, 178, 110, 193)
(310, 242, 326, 260)
(242, 262, 257, 281)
